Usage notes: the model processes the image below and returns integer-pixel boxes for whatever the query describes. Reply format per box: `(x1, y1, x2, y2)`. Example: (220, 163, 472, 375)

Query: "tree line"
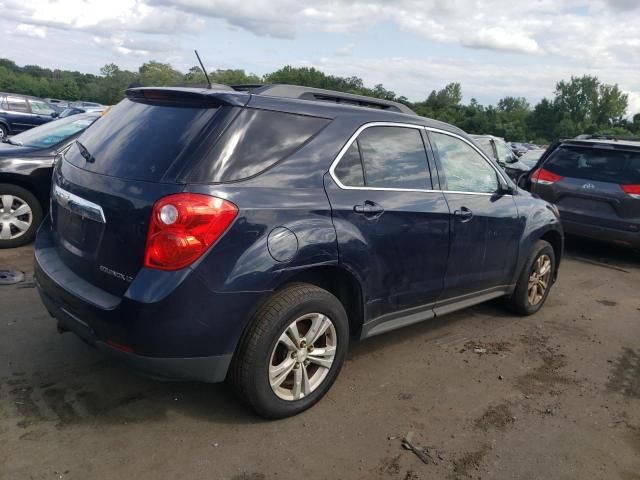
(1, 58, 638, 143)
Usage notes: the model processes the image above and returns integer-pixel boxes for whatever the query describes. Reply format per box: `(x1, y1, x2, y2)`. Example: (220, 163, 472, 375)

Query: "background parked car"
(471, 134, 526, 181)
(511, 142, 528, 157)
(45, 98, 70, 113)
(0, 92, 58, 140)
(0, 112, 101, 248)
(58, 105, 107, 118)
(526, 136, 640, 249)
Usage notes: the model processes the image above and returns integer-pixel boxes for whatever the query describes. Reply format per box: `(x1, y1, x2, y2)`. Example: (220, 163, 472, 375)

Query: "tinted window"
(29, 99, 55, 115)
(545, 145, 640, 184)
(65, 98, 221, 181)
(189, 108, 329, 183)
(7, 97, 28, 112)
(356, 126, 431, 189)
(333, 142, 365, 186)
(431, 132, 500, 193)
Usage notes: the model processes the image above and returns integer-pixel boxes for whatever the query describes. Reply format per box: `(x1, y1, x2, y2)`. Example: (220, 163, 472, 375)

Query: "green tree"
(138, 61, 183, 87)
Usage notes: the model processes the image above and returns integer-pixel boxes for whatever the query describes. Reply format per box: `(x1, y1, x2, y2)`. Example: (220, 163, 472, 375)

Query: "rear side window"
(333, 142, 365, 187)
(188, 109, 330, 183)
(335, 126, 431, 190)
(7, 97, 28, 112)
(545, 145, 640, 184)
(65, 99, 221, 182)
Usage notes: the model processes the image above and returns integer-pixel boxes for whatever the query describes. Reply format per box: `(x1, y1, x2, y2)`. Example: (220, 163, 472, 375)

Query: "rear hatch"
(50, 88, 246, 296)
(531, 142, 640, 232)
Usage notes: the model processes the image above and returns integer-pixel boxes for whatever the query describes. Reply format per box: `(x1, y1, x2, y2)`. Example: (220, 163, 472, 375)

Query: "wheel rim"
(0, 194, 33, 240)
(527, 254, 552, 306)
(269, 312, 337, 401)
(0, 129, 5, 140)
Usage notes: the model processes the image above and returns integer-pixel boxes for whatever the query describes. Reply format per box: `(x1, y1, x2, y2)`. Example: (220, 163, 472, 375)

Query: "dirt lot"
(1, 239, 639, 480)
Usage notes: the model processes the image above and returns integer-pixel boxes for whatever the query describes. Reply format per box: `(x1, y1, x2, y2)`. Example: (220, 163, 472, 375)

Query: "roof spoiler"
(125, 87, 248, 107)
(237, 84, 416, 115)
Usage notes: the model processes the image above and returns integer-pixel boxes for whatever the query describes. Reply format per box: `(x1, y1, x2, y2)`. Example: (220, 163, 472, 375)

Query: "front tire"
(0, 184, 43, 248)
(506, 240, 556, 316)
(230, 283, 349, 419)
(0, 124, 8, 141)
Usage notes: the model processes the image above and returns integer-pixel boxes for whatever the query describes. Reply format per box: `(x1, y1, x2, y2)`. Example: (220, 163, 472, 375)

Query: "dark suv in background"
(34, 85, 563, 418)
(528, 136, 640, 249)
(0, 92, 57, 140)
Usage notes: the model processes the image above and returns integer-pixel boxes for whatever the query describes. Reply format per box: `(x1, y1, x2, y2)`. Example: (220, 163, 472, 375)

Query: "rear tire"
(0, 184, 43, 249)
(506, 240, 555, 316)
(230, 283, 349, 419)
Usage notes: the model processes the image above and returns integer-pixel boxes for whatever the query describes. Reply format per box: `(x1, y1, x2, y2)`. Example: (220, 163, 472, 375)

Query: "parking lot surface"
(1, 240, 639, 479)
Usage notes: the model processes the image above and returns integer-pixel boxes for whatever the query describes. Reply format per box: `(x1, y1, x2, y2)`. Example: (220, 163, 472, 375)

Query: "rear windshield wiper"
(75, 140, 95, 163)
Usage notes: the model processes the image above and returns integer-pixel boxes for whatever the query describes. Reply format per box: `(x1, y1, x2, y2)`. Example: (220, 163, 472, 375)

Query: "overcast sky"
(1, 0, 639, 114)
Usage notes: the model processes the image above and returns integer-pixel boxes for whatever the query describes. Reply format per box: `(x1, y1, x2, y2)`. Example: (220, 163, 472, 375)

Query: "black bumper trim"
(36, 277, 232, 384)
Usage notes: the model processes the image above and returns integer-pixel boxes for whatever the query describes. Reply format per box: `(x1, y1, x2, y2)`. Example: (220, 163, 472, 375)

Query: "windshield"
(520, 149, 544, 168)
(10, 115, 97, 148)
(473, 138, 496, 159)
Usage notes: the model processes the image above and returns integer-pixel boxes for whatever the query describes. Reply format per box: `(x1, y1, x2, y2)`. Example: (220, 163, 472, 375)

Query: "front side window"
(431, 132, 500, 194)
(334, 126, 431, 189)
(7, 97, 28, 113)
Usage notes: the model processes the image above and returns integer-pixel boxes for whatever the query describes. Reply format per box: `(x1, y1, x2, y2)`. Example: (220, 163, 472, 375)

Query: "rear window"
(187, 108, 330, 183)
(545, 145, 640, 184)
(65, 99, 221, 182)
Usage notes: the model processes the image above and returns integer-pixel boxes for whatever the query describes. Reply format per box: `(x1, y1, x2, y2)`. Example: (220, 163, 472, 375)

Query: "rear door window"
(188, 108, 330, 183)
(545, 145, 640, 184)
(353, 126, 432, 189)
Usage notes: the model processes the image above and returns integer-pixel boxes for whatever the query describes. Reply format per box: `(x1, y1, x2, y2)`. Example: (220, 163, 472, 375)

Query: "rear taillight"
(144, 193, 238, 271)
(620, 184, 640, 199)
(531, 168, 563, 185)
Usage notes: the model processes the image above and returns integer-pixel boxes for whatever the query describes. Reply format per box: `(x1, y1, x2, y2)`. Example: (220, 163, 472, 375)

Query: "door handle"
(354, 201, 384, 216)
(454, 206, 473, 222)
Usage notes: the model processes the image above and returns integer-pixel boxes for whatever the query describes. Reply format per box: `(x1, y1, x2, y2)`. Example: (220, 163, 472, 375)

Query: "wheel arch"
(540, 228, 563, 280)
(278, 265, 365, 340)
(0, 174, 49, 211)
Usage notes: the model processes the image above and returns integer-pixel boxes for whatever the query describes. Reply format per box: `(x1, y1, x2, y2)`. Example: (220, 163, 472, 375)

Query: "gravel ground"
(1, 238, 639, 480)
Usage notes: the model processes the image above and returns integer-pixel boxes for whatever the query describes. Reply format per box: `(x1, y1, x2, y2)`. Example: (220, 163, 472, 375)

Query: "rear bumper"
(34, 217, 269, 383)
(37, 278, 232, 382)
(561, 218, 640, 248)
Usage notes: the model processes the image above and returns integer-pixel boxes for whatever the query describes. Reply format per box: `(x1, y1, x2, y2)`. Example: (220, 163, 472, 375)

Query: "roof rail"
(575, 134, 640, 142)
(248, 84, 416, 115)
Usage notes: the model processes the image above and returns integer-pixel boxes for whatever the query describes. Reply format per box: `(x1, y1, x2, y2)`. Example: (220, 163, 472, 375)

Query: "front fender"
(512, 192, 563, 284)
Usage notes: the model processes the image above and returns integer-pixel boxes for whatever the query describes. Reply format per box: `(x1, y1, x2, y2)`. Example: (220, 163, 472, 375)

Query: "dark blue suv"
(0, 92, 57, 140)
(34, 85, 563, 418)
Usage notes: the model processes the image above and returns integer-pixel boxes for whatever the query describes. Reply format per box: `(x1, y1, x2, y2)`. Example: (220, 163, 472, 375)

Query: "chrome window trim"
(328, 121, 511, 196)
(53, 184, 106, 223)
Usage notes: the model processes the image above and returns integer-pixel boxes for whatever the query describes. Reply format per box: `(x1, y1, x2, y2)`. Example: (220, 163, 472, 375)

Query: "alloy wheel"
(0, 194, 33, 240)
(527, 254, 552, 306)
(269, 313, 337, 401)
